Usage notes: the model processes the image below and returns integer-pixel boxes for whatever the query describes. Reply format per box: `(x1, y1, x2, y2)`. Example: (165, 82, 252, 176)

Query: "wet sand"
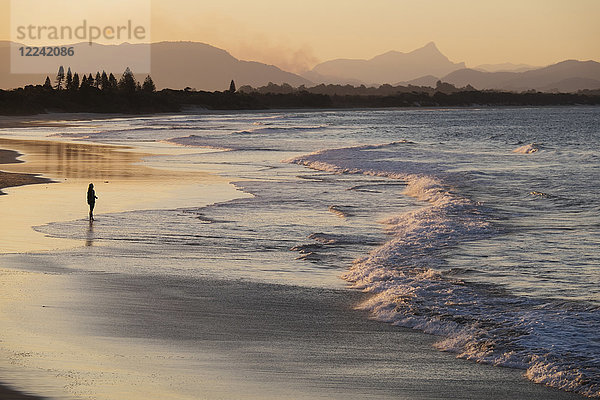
(0, 264, 585, 400)
(0, 134, 241, 398)
(0, 149, 52, 195)
(1, 141, 61, 399)
(0, 137, 238, 253)
(0, 384, 44, 400)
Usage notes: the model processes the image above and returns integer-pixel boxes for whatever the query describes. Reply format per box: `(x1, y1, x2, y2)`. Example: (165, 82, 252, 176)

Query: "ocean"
(2, 106, 599, 398)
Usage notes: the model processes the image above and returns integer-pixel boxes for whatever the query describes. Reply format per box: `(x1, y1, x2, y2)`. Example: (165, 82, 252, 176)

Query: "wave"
(232, 125, 328, 135)
(513, 143, 540, 154)
(287, 142, 600, 398)
(328, 205, 353, 218)
(164, 133, 293, 152)
(50, 125, 198, 139)
(47, 133, 92, 139)
(529, 191, 553, 198)
(307, 232, 379, 246)
(162, 135, 234, 151)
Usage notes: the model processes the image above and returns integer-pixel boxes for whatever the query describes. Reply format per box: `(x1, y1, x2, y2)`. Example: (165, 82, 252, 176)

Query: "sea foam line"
(287, 142, 600, 398)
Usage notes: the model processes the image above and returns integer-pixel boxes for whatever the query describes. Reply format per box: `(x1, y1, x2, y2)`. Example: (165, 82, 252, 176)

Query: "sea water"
(8, 107, 600, 397)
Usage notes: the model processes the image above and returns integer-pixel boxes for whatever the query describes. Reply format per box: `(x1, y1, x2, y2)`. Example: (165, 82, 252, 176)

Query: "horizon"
(1, 0, 599, 73)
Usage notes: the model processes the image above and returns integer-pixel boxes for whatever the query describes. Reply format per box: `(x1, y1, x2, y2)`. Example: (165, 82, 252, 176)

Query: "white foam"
(232, 125, 328, 135)
(513, 143, 540, 154)
(288, 142, 600, 398)
(163, 135, 234, 151)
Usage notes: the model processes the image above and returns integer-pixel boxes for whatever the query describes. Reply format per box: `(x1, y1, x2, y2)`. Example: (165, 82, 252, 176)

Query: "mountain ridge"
(306, 42, 465, 85)
(1, 40, 599, 92)
(442, 59, 600, 92)
(474, 62, 539, 73)
(0, 41, 311, 90)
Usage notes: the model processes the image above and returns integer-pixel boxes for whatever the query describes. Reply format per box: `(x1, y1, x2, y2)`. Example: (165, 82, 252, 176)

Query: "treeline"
(238, 80, 472, 96)
(1, 66, 175, 114)
(1, 70, 600, 115)
(50, 66, 157, 93)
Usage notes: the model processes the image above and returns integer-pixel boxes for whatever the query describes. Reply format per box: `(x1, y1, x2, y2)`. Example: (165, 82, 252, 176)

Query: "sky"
(1, 0, 599, 72)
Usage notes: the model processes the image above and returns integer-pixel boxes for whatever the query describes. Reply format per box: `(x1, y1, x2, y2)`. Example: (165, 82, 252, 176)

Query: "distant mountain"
(3, 40, 599, 93)
(300, 70, 366, 86)
(0, 41, 311, 90)
(150, 42, 311, 90)
(1, 41, 41, 89)
(474, 63, 539, 73)
(537, 77, 600, 93)
(305, 42, 465, 85)
(442, 60, 600, 92)
(395, 75, 440, 88)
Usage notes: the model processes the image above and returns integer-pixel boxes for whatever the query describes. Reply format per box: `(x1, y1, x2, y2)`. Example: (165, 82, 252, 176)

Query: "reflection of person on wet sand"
(86, 219, 94, 246)
(87, 183, 98, 221)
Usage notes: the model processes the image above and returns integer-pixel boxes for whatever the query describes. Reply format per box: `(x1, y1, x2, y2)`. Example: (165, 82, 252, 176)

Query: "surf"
(288, 142, 600, 398)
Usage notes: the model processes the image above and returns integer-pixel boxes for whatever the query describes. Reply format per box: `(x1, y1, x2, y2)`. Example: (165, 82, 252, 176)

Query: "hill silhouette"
(395, 75, 440, 88)
(2, 41, 599, 93)
(0, 41, 311, 90)
(474, 63, 539, 73)
(442, 60, 600, 92)
(306, 42, 465, 85)
(150, 41, 311, 90)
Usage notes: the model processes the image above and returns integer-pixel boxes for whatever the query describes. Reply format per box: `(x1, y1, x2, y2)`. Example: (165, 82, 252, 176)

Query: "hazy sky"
(2, 0, 599, 72)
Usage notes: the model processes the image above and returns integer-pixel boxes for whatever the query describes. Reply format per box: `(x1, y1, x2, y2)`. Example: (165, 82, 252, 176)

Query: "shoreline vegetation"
(1, 67, 600, 115)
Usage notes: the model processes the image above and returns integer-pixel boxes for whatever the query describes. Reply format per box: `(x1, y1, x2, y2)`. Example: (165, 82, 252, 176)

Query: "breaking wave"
(163, 135, 235, 151)
(287, 142, 600, 398)
(232, 125, 328, 135)
(513, 143, 540, 154)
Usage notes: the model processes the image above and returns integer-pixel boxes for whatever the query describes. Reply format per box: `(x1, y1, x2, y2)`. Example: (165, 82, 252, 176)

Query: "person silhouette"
(87, 183, 98, 221)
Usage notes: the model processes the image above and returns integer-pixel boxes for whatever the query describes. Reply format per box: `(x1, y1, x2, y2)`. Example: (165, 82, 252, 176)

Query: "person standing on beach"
(87, 183, 98, 221)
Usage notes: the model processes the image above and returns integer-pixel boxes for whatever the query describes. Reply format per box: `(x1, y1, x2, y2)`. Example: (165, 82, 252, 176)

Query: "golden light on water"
(0, 138, 233, 253)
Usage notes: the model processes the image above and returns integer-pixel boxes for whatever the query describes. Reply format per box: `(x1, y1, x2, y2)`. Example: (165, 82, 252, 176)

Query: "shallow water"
(1, 107, 599, 397)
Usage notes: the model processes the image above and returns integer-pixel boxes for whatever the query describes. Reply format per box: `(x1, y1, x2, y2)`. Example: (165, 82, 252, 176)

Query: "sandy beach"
(0, 135, 237, 253)
(0, 114, 590, 399)
(0, 266, 586, 400)
(0, 113, 137, 195)
(0, 149, 52, 195)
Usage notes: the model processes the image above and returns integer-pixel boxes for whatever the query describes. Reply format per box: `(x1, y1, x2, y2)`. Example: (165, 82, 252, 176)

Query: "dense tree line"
(1, 72, 599, 115)
(238, 80, 476, 96)
(0, 66, 168, 115)
(49, 65, 156, 93)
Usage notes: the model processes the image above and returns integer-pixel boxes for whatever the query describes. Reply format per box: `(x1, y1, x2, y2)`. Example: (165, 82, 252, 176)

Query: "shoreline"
(0, 385, 44, 400)
(0, 153, 48, 399)
(0, 264, 585, 400)
(0, 112, 137, 129)
(0, 114, 590, 399)
(1, 130, 79, 399)
(0, 149, 53, 195)
(0, 129, 245, 398)
(0, 136, 241, 254)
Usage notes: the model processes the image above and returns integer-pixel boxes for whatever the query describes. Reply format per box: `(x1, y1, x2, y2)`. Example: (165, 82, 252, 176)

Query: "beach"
(0, 266, 585, 400)
(0, 149, 52, 194)
(0, 110, 596, 399)
(0, 133, 236, 253)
